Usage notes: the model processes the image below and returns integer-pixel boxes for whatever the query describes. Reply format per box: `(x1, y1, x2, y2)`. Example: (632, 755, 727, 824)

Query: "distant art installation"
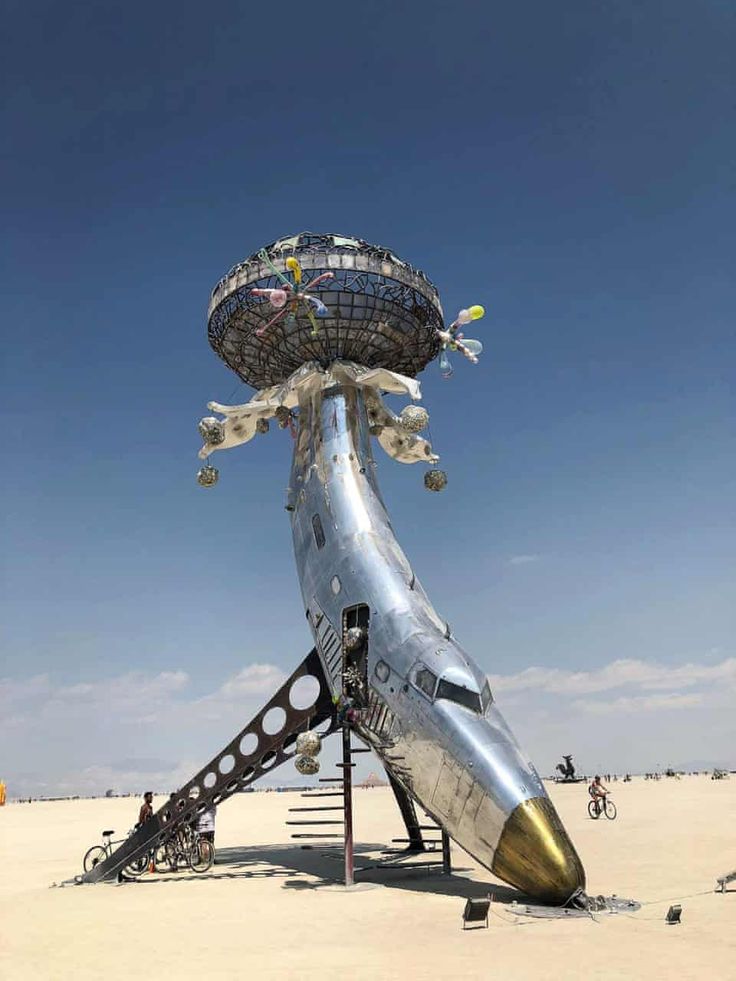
(82, 233, 585, 904)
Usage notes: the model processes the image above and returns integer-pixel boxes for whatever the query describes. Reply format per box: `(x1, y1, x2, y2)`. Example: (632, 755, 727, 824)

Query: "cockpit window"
(436, 679, 482, 714)
(413, 666, 438, 698)
(481, 680, 493, 711)
(311, 514, 326, 550)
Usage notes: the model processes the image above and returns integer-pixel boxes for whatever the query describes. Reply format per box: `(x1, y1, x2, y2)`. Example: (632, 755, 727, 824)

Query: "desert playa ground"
(1, 777, 734, 980)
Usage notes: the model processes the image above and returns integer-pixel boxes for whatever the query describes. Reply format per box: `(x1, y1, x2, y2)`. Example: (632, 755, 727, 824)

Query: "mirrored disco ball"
(424, 469, 447, 492)
(399, 405, 429, 433)
(295, 731, 322, 758)
(197, 465, 219, 487)
(198, 416, 226, 445)
(295, 754, 320, 776)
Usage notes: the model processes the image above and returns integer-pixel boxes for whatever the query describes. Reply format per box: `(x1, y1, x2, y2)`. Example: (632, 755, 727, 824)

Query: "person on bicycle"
(589, 775, 608, 804)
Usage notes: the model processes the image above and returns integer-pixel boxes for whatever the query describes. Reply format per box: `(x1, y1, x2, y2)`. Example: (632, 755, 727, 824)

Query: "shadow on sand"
(127, 841, 523, 903)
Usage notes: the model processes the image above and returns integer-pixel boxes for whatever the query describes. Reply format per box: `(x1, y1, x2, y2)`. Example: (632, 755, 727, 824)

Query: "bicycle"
(83, 829, 150, 876)
(588, 795, 617, 820)
(157, 824, 214, 873)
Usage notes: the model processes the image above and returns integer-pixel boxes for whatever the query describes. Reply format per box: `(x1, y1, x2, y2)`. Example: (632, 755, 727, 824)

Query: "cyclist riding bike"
(588, 775, 608, 808)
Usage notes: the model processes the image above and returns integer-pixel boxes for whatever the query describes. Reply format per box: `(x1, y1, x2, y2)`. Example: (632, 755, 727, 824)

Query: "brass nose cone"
(492, 796, 586, 905)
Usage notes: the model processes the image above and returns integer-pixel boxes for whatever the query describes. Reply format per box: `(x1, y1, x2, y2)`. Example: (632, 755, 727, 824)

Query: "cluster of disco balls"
(294, 730, 322, 776)
(195, 405, 447, 492)
(395, 405, 447, 492)
(196, 417, 224, 488)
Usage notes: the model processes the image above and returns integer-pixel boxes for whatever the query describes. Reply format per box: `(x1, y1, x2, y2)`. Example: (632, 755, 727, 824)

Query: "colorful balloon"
(439, 349, 453, 378)
(461, 338, 483, 356)
(286, 256, 302, 284)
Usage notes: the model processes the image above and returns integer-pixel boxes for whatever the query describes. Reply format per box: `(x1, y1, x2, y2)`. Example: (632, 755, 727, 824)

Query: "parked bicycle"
(83, 829, 150, 876)
(588, 795, 617, 820)
(83, 822, 214, 877)
(157, 824, 214, 873)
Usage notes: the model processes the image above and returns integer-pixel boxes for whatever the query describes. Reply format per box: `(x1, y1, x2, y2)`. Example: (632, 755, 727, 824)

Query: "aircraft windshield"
(481, 680, 493, 712)
(436, 679, 482, 714)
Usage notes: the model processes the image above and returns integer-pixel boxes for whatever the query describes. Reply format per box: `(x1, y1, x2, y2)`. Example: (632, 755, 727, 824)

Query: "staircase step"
(392, 837, 441, 844)
(372, 860, 444, 870)
(301, 792, 344, 798)
(286, 820, 344, 825)
(291, 833, 343, 839)
(288, 807, 343, 812)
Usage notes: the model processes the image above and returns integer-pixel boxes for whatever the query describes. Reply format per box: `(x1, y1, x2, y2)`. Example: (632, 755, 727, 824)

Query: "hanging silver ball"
(400, 405, 429, 433)
(275, 406, 291, 429)
(255, 418, 270, 434)
(295, 731, 322, 758)
(295, 754, 320, 776)
(424, 469, 447, 492)
(196, 465, 219, 488)
(344, 626, 365, 652)
(198, 416, 226, 445)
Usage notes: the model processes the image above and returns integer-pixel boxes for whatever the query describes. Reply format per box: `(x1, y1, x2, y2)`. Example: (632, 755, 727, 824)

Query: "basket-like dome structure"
(207, 232, 444, 389)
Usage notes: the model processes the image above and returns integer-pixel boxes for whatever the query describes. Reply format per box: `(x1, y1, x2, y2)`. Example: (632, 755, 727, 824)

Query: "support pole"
(342, 726, 354, 887)
(387, 771, 425, 851)
(441, 829, 452, 875)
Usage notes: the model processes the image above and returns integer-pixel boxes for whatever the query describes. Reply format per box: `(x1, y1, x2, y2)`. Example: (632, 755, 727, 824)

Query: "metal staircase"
(81, 648, 337, 883)
(286, 726, 362, 885)
(285, 733, 452, 883)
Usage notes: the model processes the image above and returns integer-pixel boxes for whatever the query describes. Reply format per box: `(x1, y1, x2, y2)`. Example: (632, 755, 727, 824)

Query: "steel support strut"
(386, 771, 425, 851)
(342, 727, 354, 887)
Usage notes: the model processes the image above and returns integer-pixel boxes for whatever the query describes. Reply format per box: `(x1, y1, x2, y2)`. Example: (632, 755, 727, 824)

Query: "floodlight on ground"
(665, 904, 682, 924)
(462, 895, 491, 930)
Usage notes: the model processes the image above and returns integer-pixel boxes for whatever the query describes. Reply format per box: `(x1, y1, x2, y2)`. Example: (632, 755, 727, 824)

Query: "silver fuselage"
(289, 381, 585, 903)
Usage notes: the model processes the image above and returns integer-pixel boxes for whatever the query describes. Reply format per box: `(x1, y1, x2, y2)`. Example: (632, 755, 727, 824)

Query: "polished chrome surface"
(289, 379, 586, 903)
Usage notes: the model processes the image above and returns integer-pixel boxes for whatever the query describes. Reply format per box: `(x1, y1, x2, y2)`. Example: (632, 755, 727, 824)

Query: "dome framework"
(207, 232, 444, 389)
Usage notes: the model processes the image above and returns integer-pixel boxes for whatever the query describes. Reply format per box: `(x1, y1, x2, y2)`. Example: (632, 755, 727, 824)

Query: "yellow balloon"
(469, 304, 485, 320)
(286, 256, 302, 283)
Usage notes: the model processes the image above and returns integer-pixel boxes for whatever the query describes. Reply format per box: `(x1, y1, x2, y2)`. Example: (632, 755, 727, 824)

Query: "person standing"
(138, 791, 154, 826)
(196, 804, 216, 845)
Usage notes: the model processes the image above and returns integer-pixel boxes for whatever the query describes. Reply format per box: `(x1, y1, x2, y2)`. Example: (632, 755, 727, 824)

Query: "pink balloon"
(270, 289, 288, 309)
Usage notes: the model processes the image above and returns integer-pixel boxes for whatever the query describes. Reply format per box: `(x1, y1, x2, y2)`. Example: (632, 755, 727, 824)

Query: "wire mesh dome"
(207, 232, 444, 389)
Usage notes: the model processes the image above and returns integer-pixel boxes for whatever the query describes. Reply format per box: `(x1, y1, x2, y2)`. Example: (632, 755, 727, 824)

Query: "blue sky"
(2, 1, 734, 795)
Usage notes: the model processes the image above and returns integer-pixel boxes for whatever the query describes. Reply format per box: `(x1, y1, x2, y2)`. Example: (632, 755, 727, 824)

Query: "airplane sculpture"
(81, 233, 586, 905)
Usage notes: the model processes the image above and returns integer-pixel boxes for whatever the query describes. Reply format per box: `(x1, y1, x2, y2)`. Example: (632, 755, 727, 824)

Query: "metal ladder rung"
(301, 792, 344, 798)
(291, 833, 343, 839)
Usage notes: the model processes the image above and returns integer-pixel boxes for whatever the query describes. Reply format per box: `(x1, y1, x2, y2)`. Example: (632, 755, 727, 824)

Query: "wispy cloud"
(0, 662, 290, 795)
(508, 554, 541, 566)
(575, 692, 704, 715)
(487, 653, 735, 772)
(3, 653, 733, 795)
(488, 657, 736, 696)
